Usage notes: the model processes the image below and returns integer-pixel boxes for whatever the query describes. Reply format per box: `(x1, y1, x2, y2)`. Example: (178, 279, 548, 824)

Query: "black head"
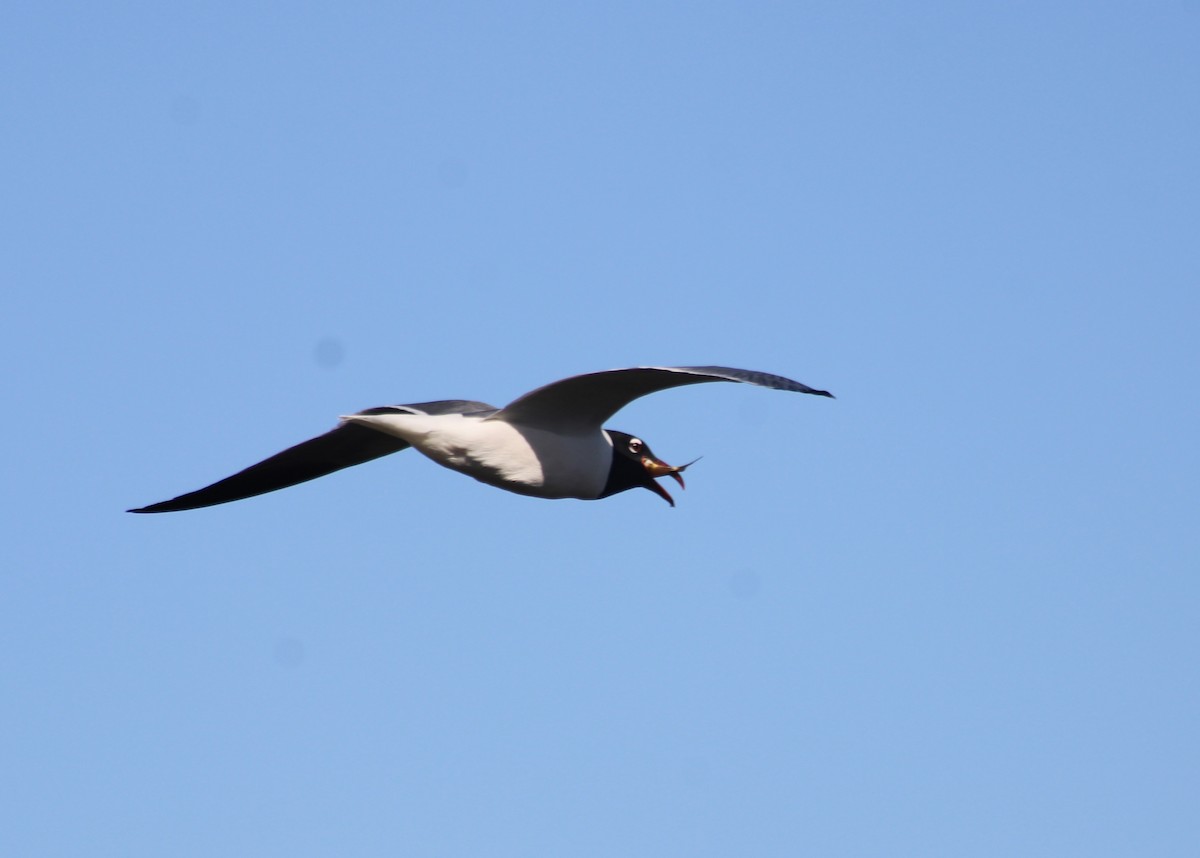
(600, 430, 696, 506)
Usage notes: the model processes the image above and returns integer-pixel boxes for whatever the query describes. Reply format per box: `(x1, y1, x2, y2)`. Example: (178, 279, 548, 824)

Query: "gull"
(128, 365, 832, 513)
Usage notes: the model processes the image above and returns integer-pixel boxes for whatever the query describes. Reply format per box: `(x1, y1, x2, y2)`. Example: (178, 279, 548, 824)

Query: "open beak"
(641, 455, 701, 507)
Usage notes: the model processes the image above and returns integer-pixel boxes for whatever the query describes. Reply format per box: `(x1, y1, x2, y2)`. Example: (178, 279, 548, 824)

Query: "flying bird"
(128, 365, 832, 513)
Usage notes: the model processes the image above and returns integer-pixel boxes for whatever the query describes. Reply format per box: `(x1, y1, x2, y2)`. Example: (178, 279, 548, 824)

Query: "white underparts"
(341, 412, 612, 500)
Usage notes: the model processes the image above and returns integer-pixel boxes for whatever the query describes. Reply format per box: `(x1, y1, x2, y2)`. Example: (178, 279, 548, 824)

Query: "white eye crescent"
(628, 438, 643, 454)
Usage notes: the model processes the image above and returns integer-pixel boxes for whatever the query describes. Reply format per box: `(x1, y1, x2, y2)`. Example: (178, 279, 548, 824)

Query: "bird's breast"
(342, 413, 612, 499)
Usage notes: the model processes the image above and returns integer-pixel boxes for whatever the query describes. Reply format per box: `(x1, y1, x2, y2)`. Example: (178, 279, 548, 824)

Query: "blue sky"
(3, 3, 1198, 856)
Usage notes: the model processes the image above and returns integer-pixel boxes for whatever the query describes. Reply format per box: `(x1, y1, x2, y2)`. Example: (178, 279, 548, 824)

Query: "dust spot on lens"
(169, 94, 201, 125)
(437, 157, 468, 189)
(726, 569, 761, 599)
(314, 337, 345, 369)
(273, 637, 305, 668)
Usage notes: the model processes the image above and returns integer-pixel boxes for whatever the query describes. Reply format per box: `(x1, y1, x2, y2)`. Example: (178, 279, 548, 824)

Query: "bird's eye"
(628, 438, 643, 454)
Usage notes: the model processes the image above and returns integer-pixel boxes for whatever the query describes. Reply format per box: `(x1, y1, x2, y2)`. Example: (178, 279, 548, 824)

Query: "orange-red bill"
(641, 456, 699, 506)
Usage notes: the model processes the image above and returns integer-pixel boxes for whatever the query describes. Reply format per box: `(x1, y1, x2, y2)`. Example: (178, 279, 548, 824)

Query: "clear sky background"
(3, 3, 1198, 856)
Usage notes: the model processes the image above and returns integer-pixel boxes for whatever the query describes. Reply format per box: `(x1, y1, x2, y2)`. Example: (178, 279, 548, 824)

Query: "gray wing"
(491, 366, 832, 433)
(128, 399, 497, 513)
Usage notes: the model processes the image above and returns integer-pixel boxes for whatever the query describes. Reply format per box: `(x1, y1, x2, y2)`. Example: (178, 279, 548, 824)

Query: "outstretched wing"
(491, 366, 833, 434)
(128, 399, 497, 513)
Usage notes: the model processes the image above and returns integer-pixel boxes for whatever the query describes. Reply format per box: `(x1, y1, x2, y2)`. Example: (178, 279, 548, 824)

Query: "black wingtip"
(127, 498, 213, 513)
(127, 498, 198, 513)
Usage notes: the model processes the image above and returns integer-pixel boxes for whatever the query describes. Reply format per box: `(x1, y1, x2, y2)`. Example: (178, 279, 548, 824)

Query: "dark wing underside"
(128, 399, 497, 513)
(127, 422, 412, 513)
(491, 366, 833, 433)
